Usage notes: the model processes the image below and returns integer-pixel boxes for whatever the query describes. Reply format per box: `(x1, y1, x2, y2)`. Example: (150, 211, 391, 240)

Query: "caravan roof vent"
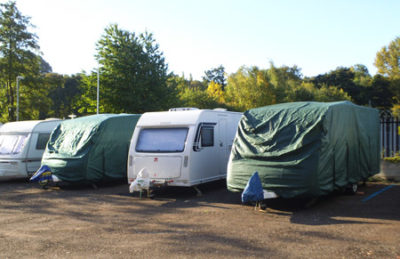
(213, 108, 227, 111)
(169, 107, 199, 112)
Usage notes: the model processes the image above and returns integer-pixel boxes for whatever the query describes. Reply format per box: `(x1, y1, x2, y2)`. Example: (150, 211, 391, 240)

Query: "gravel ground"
(0, 179, 399, 259)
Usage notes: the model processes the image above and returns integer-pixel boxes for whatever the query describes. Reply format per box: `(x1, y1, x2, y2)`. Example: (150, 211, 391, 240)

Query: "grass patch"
(368, 175, 399, 184)
(383, 156, 400, 163)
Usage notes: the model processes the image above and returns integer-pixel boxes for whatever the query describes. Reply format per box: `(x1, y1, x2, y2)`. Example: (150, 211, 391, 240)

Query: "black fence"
(380, 110, 399, 158)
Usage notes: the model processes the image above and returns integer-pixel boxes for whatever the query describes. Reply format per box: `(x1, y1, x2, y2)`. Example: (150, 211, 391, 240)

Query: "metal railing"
(380, 110, 399, 158)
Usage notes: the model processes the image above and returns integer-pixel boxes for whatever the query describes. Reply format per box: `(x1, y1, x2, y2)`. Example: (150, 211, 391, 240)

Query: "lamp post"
(16, 76, 24, 121)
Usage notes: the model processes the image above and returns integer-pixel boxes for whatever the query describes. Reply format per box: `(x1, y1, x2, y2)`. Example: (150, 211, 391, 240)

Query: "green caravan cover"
(41, 114, 140, 183)
(227, 101, 380, 198)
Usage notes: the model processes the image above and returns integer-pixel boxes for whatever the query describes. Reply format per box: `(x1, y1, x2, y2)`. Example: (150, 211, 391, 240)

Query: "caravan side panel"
(186, 112, 242, 185)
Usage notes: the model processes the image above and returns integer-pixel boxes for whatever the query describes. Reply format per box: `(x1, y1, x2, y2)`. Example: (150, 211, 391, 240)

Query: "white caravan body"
(0, 119, 62, 180)
(127, 109, 242, 187)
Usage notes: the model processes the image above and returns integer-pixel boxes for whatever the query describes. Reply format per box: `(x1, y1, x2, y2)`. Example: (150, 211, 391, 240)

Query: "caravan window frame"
(193, 123, 216, 151)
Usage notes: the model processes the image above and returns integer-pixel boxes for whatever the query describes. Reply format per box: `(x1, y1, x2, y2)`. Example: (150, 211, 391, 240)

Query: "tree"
(207, 81, 225, 103)
(203, 65, 226, 90)
(94, 24, 170, 113)
(375, 37, 400, 79)
(165, 74, 185, 108)
(45, 73, 82, 118)
(39, 56, 52, 74)
(167, 74, 221, 109)
(267, 63, 303, 103)
(0, 1, 42, 121)
(225, 66, 276, 111)
(75, 71, 104, 115)
(313, 84, 351, 102)
(309, 67, 370, 105)
(286, 82, 315, 102)
(351, 64, 371, 87)
(179, 88, 220, 109)
(369, 75, 393, 109)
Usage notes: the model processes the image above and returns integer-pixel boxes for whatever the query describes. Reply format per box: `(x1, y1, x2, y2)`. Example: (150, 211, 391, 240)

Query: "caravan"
(227, 101, 381, 199)
(37, 114, 141, 185)
(127, 108, 242, 188)
(0, 119, 62, 180)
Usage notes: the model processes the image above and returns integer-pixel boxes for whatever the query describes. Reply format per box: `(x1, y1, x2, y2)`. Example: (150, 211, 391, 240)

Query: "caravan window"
(136, 128, 189, 153)
(200, 126, 214, 147)
(193, 123, 215, 151)
(0, 133, 28, 155)
(36, 133, 51, 150)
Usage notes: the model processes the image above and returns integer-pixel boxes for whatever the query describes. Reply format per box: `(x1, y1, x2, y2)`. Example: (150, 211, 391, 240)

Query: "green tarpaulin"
(227, 101, 380, 198)
(41, 114, 140, 183)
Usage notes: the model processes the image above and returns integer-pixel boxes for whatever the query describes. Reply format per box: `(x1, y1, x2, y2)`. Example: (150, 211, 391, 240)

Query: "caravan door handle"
(219, 142, 223, 147)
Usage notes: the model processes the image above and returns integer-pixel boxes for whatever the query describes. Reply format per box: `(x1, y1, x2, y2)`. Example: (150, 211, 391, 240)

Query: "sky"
(5, 0, 400, 79)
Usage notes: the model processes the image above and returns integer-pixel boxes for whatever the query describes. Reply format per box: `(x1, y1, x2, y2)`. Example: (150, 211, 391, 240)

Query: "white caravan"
(127, 108, 242, 188)
(0, 119, 62, 180)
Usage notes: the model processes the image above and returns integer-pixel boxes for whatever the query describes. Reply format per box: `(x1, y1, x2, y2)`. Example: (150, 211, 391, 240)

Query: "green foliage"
(1, 14, 399, 120)
(74, 71, 102, 115)
(44, 73, 82, 118)
(384, 156, 400, 163)
(203, 65, 226, 90)
(313, 84, 350, 102)
(375, 37, 400, 79)
(167, 74, 219, 109)
(310, 67, 362, 102)
(351, 64, 371, 87)
(369, 75, 394, 109)
(163, 74, 183, 108)
(94, 24, 170, 114)
(224, 64, 350, 112)
(286, 82, 315, 102)
(18, 74, 51, 120)
(392, 104, 400, 118)
(225, 66, 276, 111)
(207, 81, 225, 103)
(307, 64, 395, 108)
(267, 63, 303, 103)
(0, 1, 51, 122)
(179, 88, 220, 109)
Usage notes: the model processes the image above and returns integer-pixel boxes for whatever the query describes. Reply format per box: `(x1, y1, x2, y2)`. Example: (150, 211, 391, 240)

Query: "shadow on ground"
(262, 183, 400, 225)
(1, 179, 399, 227)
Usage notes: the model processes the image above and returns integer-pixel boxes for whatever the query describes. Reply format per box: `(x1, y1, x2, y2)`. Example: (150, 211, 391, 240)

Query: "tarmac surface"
(0, 179, 399, 258)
